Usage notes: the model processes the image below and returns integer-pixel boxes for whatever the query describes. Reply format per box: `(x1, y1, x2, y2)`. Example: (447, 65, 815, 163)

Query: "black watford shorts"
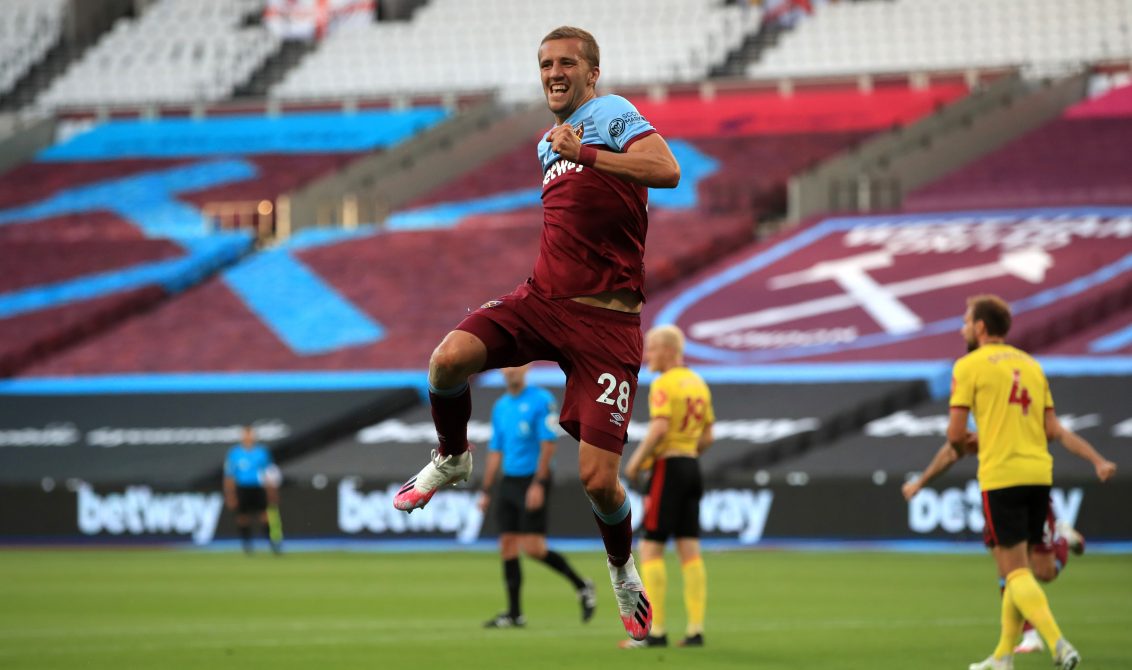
(642, 456, 703, 543)
(981, 485, 1051, 549)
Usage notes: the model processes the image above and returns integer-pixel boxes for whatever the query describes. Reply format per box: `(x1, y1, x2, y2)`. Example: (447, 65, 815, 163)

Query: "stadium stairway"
(233, 39, 317, 100)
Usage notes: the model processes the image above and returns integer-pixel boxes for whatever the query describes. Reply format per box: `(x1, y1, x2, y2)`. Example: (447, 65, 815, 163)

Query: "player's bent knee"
(579, 467, 620, 506)
(428, 332, 485, 387)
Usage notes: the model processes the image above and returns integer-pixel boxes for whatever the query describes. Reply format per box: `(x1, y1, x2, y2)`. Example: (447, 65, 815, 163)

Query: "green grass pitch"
(1, 548, 1129, 669)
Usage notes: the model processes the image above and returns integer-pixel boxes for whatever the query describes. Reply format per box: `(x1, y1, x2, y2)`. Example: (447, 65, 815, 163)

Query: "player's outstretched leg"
(394, 333, 483, 512)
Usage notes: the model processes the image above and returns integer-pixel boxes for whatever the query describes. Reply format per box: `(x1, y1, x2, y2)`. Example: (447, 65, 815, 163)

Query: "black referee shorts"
(236, 486, 268, 514)
(496, 475, 550, 535)
(981, 485, 1051, 549)
(642, 456, 703, 543)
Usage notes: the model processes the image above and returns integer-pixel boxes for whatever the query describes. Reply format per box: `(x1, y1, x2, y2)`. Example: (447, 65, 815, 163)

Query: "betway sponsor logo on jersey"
(906, 480, 1082, 535)
(338, 480, 483, 543)
(77, 485, 223, 544)
(543, 158, 584, 186)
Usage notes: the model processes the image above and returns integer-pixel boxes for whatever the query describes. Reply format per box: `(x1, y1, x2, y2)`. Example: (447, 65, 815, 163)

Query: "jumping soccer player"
(393, 25, 680, 641)
(948, 295, 1116, 670)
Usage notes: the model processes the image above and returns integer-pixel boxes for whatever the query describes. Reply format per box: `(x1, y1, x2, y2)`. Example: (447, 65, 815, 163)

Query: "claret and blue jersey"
(532, 95, 659, 301)
(489, 386, 559, 477)
(537, 94, 656, 172)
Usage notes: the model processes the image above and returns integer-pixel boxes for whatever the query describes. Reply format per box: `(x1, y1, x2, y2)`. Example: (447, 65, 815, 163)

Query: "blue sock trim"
(592, 497, 631, 525)
(998, 577, 1007, 590)
(428, 381, 468, 397)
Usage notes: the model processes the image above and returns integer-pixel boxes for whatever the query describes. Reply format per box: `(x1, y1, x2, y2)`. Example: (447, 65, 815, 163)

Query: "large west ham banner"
(647, 208, 1132, 363)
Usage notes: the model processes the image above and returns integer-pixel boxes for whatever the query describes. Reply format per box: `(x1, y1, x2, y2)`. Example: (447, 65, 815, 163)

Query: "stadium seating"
(0, 0, 67, 96)
(273, 0, 760, 102)
(750, 0, 1132, 79)
(36, 0, 279, 109)
(905, 82, 1132, 210)
(0, 107, 449, 376)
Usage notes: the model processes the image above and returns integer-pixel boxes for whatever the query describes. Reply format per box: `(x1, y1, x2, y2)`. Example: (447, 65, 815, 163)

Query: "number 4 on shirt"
(1008, 369, 1032, 415)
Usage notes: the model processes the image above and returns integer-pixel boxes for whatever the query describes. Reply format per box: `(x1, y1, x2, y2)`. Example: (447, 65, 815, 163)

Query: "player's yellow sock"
(1004, 567, 1063, 660)
(992, 580, 1024, 659)
(640, 557, 667, 636)
(682, 557, 706, 636)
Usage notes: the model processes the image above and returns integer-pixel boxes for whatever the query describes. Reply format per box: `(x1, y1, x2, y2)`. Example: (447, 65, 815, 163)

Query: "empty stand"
(0, 0, 67, 97)
(37, 0, 279, 109)
(751, 0, 1132, 79)
(0, 107, 451, 377)
(905, 83, 1132, 210)
(273, 0, 759, 102)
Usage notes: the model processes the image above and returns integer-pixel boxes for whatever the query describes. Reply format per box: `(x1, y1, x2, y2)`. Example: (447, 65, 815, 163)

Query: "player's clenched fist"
(545, 123, 582, 162)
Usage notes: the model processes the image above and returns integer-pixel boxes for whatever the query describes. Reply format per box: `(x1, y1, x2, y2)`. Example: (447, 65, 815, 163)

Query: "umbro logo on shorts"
(610, 412, 625, 427)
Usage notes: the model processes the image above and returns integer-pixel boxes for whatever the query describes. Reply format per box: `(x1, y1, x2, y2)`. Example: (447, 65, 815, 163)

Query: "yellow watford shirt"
(950, 343, 1054, 491)
(649, 367, 715, 459)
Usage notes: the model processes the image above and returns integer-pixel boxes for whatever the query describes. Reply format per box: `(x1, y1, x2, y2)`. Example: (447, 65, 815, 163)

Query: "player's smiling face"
(538, 38, 598, 120)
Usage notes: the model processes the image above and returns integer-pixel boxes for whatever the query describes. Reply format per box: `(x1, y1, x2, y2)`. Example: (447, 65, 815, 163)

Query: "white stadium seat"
(36, 0, 280, 110)
(272, 0, 760, 103)
(0, 0, 68, 96)
(748, 0, 1132, 79)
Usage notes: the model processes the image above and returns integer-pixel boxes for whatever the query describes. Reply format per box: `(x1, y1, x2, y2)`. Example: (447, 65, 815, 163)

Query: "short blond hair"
(540, 26, 600, 67)
(647, 324, 685, 357)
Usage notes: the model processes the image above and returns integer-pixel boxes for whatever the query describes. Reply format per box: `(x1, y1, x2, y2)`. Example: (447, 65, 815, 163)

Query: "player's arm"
(547, 127, 680, 188)
(946, 406, 971, 454)
(526, 439, 556, 511)
(696, 422, 714, 456)
(624, 416, 670, 482)
(902, 442, 961, 501)
(477, 449, 503, 512)
(1045, 409, 1117, 482)
(222, 475, 237, 510)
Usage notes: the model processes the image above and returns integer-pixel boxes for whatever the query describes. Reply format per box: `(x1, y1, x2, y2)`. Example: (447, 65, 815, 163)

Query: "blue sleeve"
(535, 389, 558, 442)
(489, 401, 504, 453)
(591, 95, 655, 153)
(223, 448, 235, 476)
